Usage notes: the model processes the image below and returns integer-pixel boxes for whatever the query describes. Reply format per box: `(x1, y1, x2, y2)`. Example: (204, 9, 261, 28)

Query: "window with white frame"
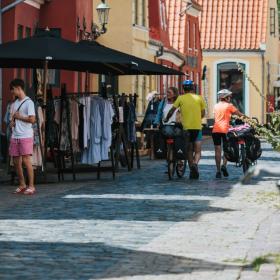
(133, 0, 147, 27)
(187, 21, 192, 50)
(270, 8, 276, 36)
(194, 23, 197, 50)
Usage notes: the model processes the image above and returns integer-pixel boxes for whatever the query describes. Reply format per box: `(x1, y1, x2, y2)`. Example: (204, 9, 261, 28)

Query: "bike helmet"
(218, 89, 232, 99)
(182, 80, 194, 91)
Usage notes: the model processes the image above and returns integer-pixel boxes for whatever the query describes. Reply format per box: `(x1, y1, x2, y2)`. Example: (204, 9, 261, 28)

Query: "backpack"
(223, 132, 239, 162)
(245, 135, 262, 162)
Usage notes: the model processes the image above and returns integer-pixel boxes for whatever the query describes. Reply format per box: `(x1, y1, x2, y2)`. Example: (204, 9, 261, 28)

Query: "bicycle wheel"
(176, 160, 187, 178)
(241, 144, 250, 174)
(167, 144, 176, 180)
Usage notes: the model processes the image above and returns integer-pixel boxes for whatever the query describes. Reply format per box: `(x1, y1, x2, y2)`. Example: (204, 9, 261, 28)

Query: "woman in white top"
(154, 87, 180, 126)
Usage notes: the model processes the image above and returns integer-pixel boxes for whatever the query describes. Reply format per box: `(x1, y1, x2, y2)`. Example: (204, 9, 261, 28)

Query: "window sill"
(133, 24, 149, 32)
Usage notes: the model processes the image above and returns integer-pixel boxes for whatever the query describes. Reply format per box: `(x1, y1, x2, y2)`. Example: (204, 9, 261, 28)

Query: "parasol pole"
(42, 58, 49, 181)
(43, 59, 49, 109)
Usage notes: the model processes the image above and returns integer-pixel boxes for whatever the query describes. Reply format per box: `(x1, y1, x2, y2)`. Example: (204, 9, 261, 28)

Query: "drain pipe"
(261, 51, 265, 124)
(260, 43, 266, 124)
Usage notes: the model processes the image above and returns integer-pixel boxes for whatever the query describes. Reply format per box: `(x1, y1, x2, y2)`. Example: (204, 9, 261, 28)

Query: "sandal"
(23, 188, 36, 195)
(13, 186, 27, 194)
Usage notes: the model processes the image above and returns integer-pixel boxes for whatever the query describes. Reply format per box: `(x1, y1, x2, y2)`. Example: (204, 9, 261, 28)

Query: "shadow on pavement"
(0, 241, 245, 280)
(0, 196, 234, 221)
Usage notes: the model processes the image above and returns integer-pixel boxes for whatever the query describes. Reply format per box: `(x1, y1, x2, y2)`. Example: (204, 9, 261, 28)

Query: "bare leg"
(188, 143, 194, 168)
(13, 156, 26, 188)
(193, 141, 202, 165)
(214, 145, 222, 172)
(222, 156, 228, 167)
(22, 155, 35, 190)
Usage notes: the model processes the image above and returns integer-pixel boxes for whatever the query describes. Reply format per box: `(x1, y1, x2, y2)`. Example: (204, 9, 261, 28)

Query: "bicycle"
(238, 136, 251, 174)
(227, 119, 261, 174)
(160, 122, 188, 180)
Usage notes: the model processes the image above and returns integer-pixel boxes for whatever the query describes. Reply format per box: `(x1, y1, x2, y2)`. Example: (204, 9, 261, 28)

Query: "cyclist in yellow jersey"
(164, 80, 206, 179)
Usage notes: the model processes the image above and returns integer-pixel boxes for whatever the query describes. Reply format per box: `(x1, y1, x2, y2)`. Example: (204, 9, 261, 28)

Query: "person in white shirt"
(9, 79, 36, 195)
(154, 87, 180, 126)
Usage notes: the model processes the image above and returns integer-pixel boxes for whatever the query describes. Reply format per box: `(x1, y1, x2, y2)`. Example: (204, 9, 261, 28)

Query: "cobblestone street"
(0, 139, 279, 280)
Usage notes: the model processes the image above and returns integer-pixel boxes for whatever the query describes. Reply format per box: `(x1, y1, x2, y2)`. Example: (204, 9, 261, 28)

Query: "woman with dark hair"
(154, 87, 180, 126)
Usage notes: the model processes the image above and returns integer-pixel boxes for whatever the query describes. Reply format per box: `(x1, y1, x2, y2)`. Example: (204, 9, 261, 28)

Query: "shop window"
(98, 75, 118, 97)
(26, 27, 31, 38)
(274, 87, 280, 111)
(270, 8, 276, 36)
(187, 21, 193, 50)
(217, 62, 245, 113)
(159, 0, 167, 30)
(17, 24, 23, 39)
(133, 0, 138, 25)
(194, 23, 197, 50)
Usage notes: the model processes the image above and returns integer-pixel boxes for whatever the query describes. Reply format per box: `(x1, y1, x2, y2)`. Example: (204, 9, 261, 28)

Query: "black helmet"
(182, 80, 194, 91)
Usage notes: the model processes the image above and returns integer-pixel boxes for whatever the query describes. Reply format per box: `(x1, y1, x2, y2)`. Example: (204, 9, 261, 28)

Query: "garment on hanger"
(101, 99, 115, 160)
(71, 100, 80, 152)
(59, 99, 71, 151)
(80, 96, 91, 149)
(78, 103, 84, 150)
(46, 92, 59, 148)
(140, 98, 160, 130)
(32, 106, 44, 167)
(82, 96, 114, 165)
(126, 101, 137, 143)
(4, 102, 14, 141)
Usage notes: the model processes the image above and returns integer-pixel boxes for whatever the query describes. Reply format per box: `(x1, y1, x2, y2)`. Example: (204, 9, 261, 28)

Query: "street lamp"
(77, 0, 110, 41)
(96, 0, 110, 34)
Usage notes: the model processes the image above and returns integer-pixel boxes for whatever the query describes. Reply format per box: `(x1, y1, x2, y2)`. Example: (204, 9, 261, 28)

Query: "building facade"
(197, 0, 279, 123)
(92, 0, 154, 116)
(149, 0, 202, 95)
(95, 0, 202, 116)
(1, 0, 93, 123)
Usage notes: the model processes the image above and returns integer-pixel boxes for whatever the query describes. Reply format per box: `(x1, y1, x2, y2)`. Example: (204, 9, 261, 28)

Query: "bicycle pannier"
(223, 133, 239, 163)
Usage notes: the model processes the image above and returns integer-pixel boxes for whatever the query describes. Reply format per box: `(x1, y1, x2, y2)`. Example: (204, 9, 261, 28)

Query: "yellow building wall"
(202, 54, 264, 122)
(201, 0, 280, 124)
(91, 0, 157, 116)
(263, 0, 280, 116)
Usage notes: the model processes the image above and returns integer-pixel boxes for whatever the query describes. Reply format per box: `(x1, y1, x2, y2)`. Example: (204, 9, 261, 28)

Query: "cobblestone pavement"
(0, 140, 279, 280)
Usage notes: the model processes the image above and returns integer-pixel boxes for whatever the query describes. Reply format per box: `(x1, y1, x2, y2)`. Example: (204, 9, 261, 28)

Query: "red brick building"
(148, 0, 202, 94)
(1, 0, 93, 121)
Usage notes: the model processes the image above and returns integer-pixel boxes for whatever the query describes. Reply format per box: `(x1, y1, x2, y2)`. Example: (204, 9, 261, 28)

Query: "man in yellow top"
(164, 80, 206, 179)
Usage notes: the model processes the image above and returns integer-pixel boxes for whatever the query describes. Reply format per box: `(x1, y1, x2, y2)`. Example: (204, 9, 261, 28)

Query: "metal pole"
(261, 51, 265, 124)
(0, 0, 2, 160)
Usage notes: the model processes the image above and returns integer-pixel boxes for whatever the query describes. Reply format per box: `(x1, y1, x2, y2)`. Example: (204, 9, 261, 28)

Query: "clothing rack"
(56, 84, 116, 181)
(112, 93, 141, 171)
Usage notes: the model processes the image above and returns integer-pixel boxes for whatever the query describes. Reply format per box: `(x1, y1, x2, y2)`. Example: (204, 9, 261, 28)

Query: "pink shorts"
(9, 137, 33, 157)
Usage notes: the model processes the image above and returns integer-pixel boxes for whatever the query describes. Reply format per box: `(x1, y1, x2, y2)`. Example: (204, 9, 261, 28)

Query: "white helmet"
(218, 89, 232, 99)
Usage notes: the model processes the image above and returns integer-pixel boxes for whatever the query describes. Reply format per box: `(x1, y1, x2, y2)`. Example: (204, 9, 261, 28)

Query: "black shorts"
(188, 130, 202, 143)
(212, 133, 227, 146)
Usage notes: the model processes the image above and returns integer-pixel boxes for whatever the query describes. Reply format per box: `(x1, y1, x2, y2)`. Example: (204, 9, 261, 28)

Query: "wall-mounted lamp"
(77, 0, 110, 41)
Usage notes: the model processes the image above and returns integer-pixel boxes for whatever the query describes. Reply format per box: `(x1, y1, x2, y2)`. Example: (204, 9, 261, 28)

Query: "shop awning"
(0, 31, 183, 76)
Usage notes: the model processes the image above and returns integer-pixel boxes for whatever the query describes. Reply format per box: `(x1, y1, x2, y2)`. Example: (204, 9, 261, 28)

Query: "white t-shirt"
(12, 97, 35, 139)
(162, 103, 178, 125)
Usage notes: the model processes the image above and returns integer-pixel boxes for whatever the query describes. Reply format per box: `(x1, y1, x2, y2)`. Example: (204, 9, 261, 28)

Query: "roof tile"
(197, 0, 268, 50)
